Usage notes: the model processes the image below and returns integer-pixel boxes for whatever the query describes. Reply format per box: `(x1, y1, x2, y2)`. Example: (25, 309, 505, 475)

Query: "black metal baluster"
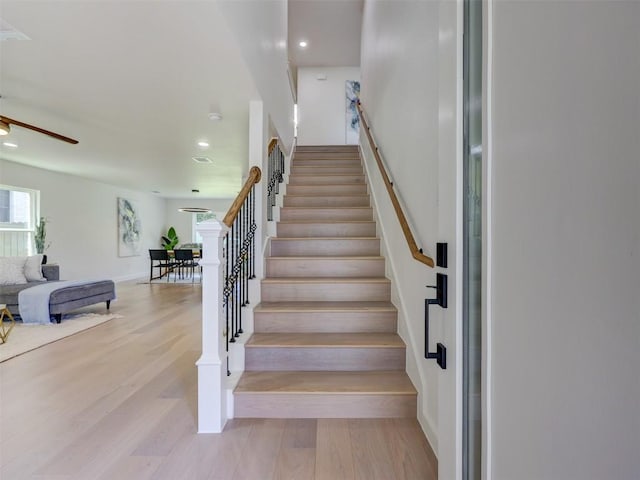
(279, 148, 284, 187)
(238, 202, 244, 336)
(235, 215, 241, 338)
(273, 148, 280, 197)
(244, 194, 249, 306)
(271, 146, 275, 200)
(267, 148, 272, 221)
(244, 199, 249, 303)
(272, 148, 277, 212)
(240, 202, 245, 308)
(250, 187, 256, 279)
(229, 223, 236, 343)
(225, 232, 230, 354)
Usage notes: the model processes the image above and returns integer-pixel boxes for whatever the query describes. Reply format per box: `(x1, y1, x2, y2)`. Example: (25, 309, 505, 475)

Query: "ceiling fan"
(0, 115, 78, 144)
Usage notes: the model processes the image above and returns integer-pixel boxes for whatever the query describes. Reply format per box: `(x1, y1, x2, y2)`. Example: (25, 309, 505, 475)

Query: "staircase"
(234, 145, 417, 418)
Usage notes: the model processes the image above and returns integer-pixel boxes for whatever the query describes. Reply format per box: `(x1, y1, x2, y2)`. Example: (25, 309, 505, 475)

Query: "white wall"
(217, 1, 295, 155)
(488, 2, 640, 478)
(361, 2, 461, 478)
(165, 198, 233, 247)
(0, 159, 166, 281)
(297, 67, 361, 146)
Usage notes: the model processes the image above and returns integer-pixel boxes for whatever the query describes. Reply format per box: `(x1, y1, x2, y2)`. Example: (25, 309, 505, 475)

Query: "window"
(191, 211, 222, 244)
(0, 185, 39, 256)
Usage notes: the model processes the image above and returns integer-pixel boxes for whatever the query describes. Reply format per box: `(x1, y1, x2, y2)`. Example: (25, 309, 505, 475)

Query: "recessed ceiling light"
(178, 207, 211, 213)
(2, 141, 18, 148)
(208, 112, 223, 121)
(197, 141, 209, 148)
(299, 41, 308, 48)
(192, 156, 213, 164)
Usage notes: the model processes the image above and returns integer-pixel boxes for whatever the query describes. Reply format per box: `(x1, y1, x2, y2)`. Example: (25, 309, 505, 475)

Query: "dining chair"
(149, 249, 178, 282)
(173, 249, 200, 282)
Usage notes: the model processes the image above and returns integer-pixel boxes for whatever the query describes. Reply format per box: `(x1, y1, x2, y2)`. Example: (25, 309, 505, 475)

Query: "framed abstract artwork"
(117, 197, 142, 257)
(345, 80, 361, 144)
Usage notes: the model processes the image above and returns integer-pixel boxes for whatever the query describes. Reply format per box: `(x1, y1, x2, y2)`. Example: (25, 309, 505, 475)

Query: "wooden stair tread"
(255, 300, 396, 312)
(287, 183, 366, 187)
(262, 277, 390, 284)
(246, 332, 405, 348)
(267, 256, 383, 260)
(273, 236, 378, 240)
(291, 168, 363, 173)
(290, 173, 363, 176)
(280, 207, 371, 210)
(284, 194, 369, 198)
(235, 371, 416, 395)
(296, 145, 358, 149)
(276, 220, 375, 224)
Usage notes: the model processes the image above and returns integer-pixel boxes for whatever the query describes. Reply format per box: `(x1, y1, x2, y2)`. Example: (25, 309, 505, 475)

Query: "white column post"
(196, 219, 229, 433)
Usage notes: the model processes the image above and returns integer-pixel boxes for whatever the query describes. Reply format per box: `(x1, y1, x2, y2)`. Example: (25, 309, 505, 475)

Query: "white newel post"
(196, 219, 229, 433)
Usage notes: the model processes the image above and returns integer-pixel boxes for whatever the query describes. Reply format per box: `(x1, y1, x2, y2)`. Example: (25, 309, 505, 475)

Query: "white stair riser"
(245, 347, 405, 371)
(283, 196, 370, 207)
(271, 238, 380, 256)
(266, 257, 384, 277)
(292, 159, 362, 167)
(280, 208, 373, 221)
(286, 184, 368, 195)
(289, 175, 365, 185)
(261, 281, 390, 302)
(254, 311, 397, 333)
(295, 145, 358, 155)
(294, 153, 360, 159)
(277, 222, 376, 238)
(291, 166, 364, 175)
(234, 393, 416, 418)
(296, 146, 359, 153)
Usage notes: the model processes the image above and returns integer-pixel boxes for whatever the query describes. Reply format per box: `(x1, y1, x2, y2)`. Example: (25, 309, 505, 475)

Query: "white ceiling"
(0, 1, 363, 200)
(0, 1, 259, 199)
(288, 0, 363, 68)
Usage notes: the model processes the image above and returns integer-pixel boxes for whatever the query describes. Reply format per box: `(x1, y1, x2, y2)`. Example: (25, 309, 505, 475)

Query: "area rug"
(0, 312, 122, 363)
(138, 273, 202, 285)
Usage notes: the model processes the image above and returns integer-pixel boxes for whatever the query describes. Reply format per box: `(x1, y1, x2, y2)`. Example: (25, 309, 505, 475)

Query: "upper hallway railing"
(266, 139, 285, 221)
(357, 102, 434, 268)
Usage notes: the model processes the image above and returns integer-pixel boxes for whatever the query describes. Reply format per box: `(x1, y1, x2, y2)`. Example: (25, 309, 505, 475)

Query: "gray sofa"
(0, 265, 115, 323)
(0, 264, 60, 315)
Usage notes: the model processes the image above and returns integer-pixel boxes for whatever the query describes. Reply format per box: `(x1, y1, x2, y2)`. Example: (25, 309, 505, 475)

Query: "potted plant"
(161, 226, 179, 251)
(34, 216, 51, 263)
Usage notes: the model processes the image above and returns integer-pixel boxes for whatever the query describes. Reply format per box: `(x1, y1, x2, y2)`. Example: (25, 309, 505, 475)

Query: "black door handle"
(425, 273, 448, 369)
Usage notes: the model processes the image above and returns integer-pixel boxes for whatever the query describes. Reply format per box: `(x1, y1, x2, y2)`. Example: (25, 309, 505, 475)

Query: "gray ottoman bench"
(49, 280, 116, 323)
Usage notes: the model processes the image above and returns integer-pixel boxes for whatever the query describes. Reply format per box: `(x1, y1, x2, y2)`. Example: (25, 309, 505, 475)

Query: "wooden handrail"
(268, 138, 278, 154)
(223, 166, 262, 228)
(357, 102, 434, 268)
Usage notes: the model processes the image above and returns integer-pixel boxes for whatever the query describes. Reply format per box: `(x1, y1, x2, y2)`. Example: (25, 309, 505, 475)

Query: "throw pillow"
(24, 254, 46, 282)
(0, 257, 28, 285)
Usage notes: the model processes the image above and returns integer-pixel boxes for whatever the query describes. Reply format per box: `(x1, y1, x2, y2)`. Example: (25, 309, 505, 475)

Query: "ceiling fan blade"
(0, 115, 78, 144)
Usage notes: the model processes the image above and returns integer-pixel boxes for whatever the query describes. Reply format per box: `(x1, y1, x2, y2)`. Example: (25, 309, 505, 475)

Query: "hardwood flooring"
(0, 281, 436, 479)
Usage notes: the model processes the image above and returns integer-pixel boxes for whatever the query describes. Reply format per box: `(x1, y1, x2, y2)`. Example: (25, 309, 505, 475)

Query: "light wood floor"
(0, 281, 437, 480)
